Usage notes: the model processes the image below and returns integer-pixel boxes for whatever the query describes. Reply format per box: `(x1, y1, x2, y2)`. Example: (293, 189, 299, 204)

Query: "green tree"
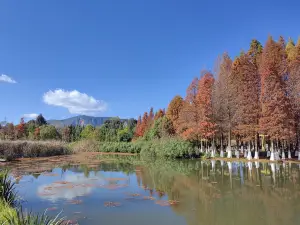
(36, 114, 47, 126)
(40, 125, 57, 140)
(144, 116, 175, 140)
(118, 127, 133, 142)
(80, 125, 95, 139)
(25, 120, 37, 138)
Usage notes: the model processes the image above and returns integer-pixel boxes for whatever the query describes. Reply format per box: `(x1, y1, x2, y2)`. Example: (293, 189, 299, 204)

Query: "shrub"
(70, 138, 194, 158)
(80, 125, 95, 139)
(40, 125, 58, 140)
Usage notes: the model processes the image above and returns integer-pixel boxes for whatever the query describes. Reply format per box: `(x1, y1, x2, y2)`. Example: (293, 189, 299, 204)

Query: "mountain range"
(47, 115, 126, 128)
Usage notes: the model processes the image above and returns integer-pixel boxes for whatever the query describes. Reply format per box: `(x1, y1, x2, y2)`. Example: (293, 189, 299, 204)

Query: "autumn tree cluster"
(136, 36, 300, 152)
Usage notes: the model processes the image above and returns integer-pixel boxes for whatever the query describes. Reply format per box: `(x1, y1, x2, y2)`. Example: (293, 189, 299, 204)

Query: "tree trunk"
(227, 130, 232, 158)
(288, 150, 292, 159)
(270, 141, 275, 161)
(247, 142, 252, 160)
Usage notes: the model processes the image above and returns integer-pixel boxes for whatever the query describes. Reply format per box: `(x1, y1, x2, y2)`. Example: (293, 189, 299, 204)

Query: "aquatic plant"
(0, 170, 17, 206)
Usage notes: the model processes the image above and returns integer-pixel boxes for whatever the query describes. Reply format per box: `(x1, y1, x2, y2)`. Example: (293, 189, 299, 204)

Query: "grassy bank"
(0, 141, 71, 161)
(70, 138, 195, 158)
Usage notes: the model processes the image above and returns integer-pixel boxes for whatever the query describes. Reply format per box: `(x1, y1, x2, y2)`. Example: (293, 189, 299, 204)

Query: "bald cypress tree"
(166, 95, 184, 133)
(197, 72, 217, 141)
(178, 77, 202, 143)
(214, 53, 235, 157)
(287, 38, 300, 154)
(259, 37, 295, 160)
(232, 53, 260, 143)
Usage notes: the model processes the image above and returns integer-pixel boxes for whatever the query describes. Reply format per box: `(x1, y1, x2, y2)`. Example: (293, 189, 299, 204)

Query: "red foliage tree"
(154, 109, 165, 120)
(147, 107, 154, 128)
(16, 117, 25, 138)
(178, 77, 202, 142)
(287, 38, 300, 145)
(166, 95, 184, 132)
(134, 116, 143, 138)
(259, 36, 295, 142)
(213, 53, 235, 148)
(140, 112, 149, 136)
(232, 52, 260, 143)
(197, 72, 217, 139)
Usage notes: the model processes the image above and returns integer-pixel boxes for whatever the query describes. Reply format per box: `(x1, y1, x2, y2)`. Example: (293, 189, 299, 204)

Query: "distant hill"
(0, 121, 7, 126)
(48, 115, 126, 128)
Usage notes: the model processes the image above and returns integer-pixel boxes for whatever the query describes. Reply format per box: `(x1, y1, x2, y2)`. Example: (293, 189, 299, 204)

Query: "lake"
(4, 154, 300, 225)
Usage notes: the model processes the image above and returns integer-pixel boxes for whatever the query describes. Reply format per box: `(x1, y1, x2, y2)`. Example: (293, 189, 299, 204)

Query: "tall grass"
(0, 170, 18, 206)
(0, 141, 70, 161)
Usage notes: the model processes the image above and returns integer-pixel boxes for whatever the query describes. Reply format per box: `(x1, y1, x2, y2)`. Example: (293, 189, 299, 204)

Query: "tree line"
(0, 114, 137, 143)
(135, 36, 300, 160)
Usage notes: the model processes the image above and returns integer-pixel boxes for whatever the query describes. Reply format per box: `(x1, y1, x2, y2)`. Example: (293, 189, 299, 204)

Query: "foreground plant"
(0, 170, 68, 225)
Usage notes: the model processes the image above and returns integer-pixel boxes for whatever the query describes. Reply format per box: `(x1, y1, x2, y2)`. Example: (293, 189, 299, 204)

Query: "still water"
(5, 155, 300, 225)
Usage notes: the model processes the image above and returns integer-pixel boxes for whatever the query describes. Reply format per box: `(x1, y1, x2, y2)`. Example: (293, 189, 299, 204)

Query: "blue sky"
(0, 0, 299, 124)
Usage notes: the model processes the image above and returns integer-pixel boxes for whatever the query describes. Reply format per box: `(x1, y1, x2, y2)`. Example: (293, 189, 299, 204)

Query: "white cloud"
(0, 74, 17, 83)
(23, 113, 39, 119)
(43, 89, 107, 115)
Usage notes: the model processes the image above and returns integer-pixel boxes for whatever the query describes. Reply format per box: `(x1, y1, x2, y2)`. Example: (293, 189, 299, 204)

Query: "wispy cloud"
(23, 113, 39, 119)
(43, 89, 107, 115)
(0, 74, 17, 84)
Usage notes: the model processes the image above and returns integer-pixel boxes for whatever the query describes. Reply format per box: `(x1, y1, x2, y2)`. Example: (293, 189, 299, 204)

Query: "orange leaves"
(178, 72, 216, 141)
(197, 72, 217, 139)
(259, 37, 296, 141)
(166, 95, 184, 132)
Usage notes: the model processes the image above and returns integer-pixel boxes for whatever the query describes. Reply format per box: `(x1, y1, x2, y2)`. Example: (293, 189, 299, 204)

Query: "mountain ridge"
(48, 115, 127, 128)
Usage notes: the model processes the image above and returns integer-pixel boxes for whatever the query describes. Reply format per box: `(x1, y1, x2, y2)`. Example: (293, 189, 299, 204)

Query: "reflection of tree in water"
(5, 155, 300, 225)
(133, 159, 300, 225)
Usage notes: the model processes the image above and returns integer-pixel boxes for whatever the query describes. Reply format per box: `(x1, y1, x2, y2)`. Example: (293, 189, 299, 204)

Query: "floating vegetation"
(140, 185, 152, 190)
(42, 172, 59, 177)
(38, 192, 56, 196)
(101, 184, 128, 189)
(104, 201, 121, 207)
(155, 200, 180, 206)
(53, 181, 72, 185)
(143, 196, 156, 200)
(127, 193, 140, 197)
(46, 207, 58, 211)
(104, 177, 128, 181)
(62, 219, 79, 225)
(67, 199, 83, 205)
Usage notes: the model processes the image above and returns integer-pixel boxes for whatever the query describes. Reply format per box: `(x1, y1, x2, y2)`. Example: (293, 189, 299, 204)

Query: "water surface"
(4, 156, 300, 225)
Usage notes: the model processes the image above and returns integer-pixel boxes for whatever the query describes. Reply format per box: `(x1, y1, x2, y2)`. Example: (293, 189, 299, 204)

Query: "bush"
(70, 138, 194, 158)
(40, 125, 58, 140)
(139, 138, 194, 158)
(80, 125, 95, 139)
